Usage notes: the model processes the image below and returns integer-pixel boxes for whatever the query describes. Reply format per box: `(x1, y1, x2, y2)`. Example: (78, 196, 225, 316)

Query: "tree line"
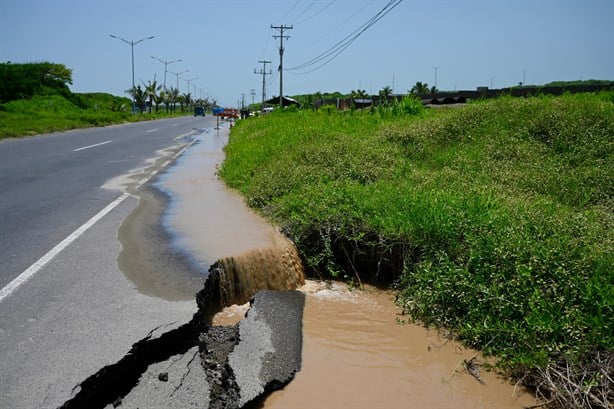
(126, 81, 216, 114)
(0, 61, 73, 103)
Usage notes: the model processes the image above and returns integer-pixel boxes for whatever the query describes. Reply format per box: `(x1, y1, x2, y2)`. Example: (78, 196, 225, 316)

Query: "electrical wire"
(277, 0, 302, 22)
(291, 0, 317, 22)
(294, 0, 337, 25)
(292, 0, 376, 57)
(287, 0, 404, 74)
(288, 0, 402, 72)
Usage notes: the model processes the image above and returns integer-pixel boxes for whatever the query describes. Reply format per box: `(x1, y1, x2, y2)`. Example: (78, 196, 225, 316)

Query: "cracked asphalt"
(0, 195, 198, 409)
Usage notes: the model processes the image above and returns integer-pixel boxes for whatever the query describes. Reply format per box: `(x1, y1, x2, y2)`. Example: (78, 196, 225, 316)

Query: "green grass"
(220, 93, 614, 407)
(0, 93, 184, 138)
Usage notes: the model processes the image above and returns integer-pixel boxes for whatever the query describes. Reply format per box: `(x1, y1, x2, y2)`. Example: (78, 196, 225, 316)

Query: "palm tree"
(168, 87, 179, 113)
(143, 79, 161, 113)
(182, 93, 192, 112)
(350, 89, 368, 99)
(159, 90, 167, 112)
(410, 81, 429, 95)
(126, 85, 146, 113)
(177, 94, 186, 112)
(379, 85, 393, 105)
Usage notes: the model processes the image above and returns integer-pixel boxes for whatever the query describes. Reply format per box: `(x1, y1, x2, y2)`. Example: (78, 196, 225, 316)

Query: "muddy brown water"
(121, 125, 538, 408)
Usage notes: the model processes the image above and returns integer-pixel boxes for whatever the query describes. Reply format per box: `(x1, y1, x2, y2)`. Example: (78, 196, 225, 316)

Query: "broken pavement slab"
(219, 290, 305, 408)
(61, 289, 305, 408)
(116, 346, 209, 409)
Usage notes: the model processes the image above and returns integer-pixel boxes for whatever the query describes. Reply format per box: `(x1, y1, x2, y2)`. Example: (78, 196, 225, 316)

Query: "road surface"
(0, 116, 215, 408)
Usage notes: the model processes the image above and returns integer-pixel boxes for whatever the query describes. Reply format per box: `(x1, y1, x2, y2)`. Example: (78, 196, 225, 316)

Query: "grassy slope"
(0, 93, 182, 138)
(220, 94, 613, 405)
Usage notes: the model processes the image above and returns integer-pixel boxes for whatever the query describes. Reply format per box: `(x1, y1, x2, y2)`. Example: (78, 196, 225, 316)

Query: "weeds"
(221, 93, 614, 408)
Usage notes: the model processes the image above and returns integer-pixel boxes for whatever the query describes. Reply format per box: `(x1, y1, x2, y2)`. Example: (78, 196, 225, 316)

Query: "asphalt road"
(0, 115, 216, 408)
(0, 116, 214, 291)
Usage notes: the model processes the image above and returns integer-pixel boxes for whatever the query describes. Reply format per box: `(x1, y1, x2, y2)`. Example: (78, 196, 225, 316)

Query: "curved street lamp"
(151, 56, 181, 92)
(184, 77, 198, 96)
(109, 34, 154, 91)
(169, 70, 188, 92)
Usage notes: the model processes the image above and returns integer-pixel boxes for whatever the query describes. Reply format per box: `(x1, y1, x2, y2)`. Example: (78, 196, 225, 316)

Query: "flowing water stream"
(140, 125, 537, 408)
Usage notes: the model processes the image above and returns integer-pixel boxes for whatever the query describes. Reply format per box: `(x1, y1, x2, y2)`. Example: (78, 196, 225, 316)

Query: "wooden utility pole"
(271, 24, 293, 108)
(254, 60, 272, 111)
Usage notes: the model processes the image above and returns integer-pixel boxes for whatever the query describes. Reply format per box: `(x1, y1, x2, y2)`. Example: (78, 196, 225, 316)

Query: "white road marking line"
(146, 128, 159, 133)
(73, 140, 112, 152)
(0, 193, 130, 303)
(0, 136, 200, 303)
(135, 139, 197, 187)
(174, 131, 195, 140)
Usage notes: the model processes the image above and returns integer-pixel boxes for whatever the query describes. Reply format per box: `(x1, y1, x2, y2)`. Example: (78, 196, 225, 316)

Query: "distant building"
(264, 96, 301, 108)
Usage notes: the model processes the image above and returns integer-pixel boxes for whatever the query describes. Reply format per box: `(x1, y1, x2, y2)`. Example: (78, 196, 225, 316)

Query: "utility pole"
(432, 66, 438, 91)
(271, 24, 293, 108)
(254, 60, 272, 110)
(249, 89, 256, 105)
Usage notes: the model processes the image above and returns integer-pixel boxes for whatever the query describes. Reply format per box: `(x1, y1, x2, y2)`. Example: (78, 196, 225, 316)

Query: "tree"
(350, 89, 368, 99)
(182, 93, 192, 112)
(0, 62, 73, 102)
(144, 79, 161, 113)
(177, 94, 186, 112)
(168, 87, 179, 113)
(127, 85, 146, 113)
(410, 81, 429, 95)
(379, 86, 392, 98)
(379, 85, 393, 105)
(159, 90, 167, 112)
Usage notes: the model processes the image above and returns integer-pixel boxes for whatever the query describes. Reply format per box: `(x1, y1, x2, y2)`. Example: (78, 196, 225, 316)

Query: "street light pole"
(170, 70, 188, 93)
(151, 56, 181, 92)
(184, 77, 198, 108)
(109, 34, 154, 91)
(184, 77, 198, 96)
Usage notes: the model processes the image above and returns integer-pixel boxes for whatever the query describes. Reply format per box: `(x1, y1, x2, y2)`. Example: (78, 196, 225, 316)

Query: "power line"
(277, 0, 302, 21)
(294, 0, 336, 25)
(287, 0, 403, 74)
(292, 0, 317, 22)
(290, 0, 376, 58)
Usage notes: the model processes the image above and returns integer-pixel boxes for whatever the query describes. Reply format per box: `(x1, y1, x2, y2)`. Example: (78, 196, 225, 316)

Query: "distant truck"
(212, 107, 240, 119)
(194, 106, 206, 116)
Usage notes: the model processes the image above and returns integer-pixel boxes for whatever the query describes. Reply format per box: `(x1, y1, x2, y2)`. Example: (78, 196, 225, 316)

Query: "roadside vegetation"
(220, 92, 613, 408)
(0, 62, 211, 138)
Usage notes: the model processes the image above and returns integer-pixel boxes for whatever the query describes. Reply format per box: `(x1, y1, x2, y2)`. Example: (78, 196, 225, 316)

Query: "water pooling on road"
(144, 125, 537, 408)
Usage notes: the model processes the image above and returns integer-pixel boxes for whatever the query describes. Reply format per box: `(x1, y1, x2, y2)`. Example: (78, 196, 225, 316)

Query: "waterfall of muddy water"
(159, 125, 536, 408)
(210, 234, 305, 307)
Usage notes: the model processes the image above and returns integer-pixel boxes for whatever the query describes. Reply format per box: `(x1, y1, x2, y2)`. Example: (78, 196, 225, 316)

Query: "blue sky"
(1, 0, 613, 107)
